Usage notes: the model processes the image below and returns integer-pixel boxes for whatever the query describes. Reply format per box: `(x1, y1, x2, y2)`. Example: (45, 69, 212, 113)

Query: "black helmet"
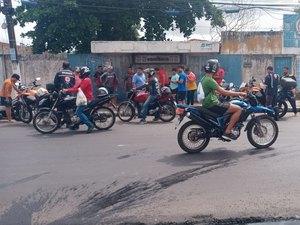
(79, 66, 90, 78)
(204, 59, 219, 73)
(46, 83, 56, 93)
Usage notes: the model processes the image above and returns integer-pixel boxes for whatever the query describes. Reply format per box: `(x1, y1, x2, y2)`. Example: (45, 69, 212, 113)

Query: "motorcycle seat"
(194, 106, 219, 118)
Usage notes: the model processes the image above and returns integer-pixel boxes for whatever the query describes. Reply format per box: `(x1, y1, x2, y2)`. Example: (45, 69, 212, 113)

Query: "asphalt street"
(0, 114, 300, 225)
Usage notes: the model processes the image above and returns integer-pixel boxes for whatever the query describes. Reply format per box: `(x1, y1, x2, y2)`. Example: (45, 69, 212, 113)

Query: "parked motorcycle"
(117, 87, 176, 122)
(175, 93, 278, 153)
(33, 90, 116, 134)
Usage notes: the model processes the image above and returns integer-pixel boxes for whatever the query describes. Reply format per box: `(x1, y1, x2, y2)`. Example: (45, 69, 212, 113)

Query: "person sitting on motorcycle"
(202, 59, 246, 140)
(133, 68, 160, 124)
(63, 66, 94, 133)
(281, 67, 297, 116)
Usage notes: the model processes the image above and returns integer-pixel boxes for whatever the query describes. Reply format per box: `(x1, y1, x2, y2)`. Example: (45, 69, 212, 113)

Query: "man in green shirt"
(202, 59, 246, 139)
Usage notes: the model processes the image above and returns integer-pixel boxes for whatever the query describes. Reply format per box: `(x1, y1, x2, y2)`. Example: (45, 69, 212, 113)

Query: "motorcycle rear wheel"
(33, 110, 60, 134)
(277, 100, 288, 118)
(19, 104, 33, 123)
(159, 102, 176, 122)
(117, 102, 135, 122)
(247, 115, 278, 149)
(177, 121, 210, 153)
(92, 106, 115, 130)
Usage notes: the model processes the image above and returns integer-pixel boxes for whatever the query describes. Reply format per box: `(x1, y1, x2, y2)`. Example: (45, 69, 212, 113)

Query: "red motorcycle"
(117, 87, 176, 122)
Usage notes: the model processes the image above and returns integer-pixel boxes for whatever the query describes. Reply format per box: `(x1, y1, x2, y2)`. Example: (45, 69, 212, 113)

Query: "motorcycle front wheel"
(247, 115, 278, 149)
(19, 104, 33, 123)
(159, 102, 176, 122)
(92, 106, 115, 130)
(177, 121, 210, 153)
(33, 110, 60, 134)
(117, 102, 135, 122)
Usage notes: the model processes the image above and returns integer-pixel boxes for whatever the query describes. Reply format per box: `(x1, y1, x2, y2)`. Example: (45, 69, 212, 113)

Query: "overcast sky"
(0, 0, 299, 45)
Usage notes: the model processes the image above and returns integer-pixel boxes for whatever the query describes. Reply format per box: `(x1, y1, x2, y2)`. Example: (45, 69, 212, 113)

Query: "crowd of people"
(0, 59, 297, 134)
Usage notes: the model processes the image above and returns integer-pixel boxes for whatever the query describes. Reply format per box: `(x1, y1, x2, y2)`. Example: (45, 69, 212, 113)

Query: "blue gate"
(274, 57, 292, 76)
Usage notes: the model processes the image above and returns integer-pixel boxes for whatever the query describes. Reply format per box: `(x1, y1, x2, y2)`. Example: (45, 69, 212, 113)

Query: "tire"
(12, 103, 21, 121)
(117, 102, 135, 122)
(19, 104, 33, 123)
(177, 121, 210, 154)
(92, 106, 115, 130)
(247, 115, 278, 149)
(33, 110, 60, 134)
(159, 102, 176, 122)
(277, 100, 288, 118)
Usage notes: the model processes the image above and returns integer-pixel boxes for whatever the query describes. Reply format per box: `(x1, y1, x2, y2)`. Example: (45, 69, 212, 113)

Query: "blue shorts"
(0, 97, 12, 107)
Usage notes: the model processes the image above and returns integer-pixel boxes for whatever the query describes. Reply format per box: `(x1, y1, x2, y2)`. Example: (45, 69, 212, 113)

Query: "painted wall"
(221, 31, 283, 55)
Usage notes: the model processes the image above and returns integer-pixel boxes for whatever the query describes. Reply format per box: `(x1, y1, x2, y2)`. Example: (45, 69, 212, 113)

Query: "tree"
(210, 0, 260, 41)
(16, 0, 225, 53)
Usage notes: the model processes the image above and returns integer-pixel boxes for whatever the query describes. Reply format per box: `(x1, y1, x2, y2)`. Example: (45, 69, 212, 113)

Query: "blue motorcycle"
(175, 93, 279, 153)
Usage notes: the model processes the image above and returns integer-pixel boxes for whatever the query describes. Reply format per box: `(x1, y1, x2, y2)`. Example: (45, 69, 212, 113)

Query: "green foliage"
(16, 0, 225, 53)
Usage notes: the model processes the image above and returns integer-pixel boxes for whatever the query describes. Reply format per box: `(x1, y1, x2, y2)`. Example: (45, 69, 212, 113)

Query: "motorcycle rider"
(63, 66, 94, 133)
(202, 59, 246, 140)
(281, 67, 297, 116)
(54, 61, 75, 91)
(264, 66, 279, 116)
(134, 68, 160, 124)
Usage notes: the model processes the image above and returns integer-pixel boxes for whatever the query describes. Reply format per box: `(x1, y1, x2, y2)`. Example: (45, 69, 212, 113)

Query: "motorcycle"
(175, 93, 278, 153)
(0, 78, 41, 122)
(33, 90, 116, 134)
(117, 87, 176, 122)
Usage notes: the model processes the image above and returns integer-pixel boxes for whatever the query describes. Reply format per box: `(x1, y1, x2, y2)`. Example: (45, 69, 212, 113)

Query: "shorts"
(207, 102, 230, 115)
(0, 97, 12, 107)
(177, 91, 186, 101)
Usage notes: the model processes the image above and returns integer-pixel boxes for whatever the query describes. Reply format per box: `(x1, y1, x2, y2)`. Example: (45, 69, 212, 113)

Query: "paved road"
(0, 114, 300, 225)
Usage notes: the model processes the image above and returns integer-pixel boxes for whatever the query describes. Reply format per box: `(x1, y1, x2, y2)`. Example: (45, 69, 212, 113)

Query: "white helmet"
(97, 87, 108, 96)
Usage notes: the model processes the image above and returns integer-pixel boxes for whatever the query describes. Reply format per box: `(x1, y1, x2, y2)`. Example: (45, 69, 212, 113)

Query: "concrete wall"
(221, 31, 283, 55)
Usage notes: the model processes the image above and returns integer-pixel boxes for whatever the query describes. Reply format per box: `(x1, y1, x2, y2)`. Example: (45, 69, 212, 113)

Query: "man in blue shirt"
(132, 67, 146, 93)
(132, 67, 146, 117)
(177, 65, 187, 104)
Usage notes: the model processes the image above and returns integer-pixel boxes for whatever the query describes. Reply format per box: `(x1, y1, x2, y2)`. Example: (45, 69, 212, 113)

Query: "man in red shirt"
(64, 66, 94, 133)
(213, 63, 225, 86)
(155, 68, 169, 86)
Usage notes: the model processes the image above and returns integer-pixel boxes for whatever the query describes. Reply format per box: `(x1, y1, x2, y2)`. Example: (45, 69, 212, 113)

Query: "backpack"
(197, 80, 205, 103)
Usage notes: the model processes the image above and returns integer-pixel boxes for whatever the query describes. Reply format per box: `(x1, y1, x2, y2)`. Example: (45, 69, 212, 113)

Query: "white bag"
(197, 81, 205, 103)
(76, 88, 87, 106)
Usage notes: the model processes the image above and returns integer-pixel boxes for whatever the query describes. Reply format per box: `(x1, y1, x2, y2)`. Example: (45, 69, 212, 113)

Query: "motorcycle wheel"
(33, 110, 60, 134)
(117, 102, 135, 122)
(19, 104, 33, 123)
(159, 102, 176, 122)
(92, 106, 115, 130)
(12, 103, 21, 121)
(177, 121, 210, 154)
(277, 100, 288, 118)
(247, 115, 278, 149)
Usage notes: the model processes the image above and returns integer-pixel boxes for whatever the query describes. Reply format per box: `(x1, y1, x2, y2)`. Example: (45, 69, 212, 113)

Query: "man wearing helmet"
(63, 66, 94, 133)
(202, 59, 246, 140)
(133, 68, 160, 124)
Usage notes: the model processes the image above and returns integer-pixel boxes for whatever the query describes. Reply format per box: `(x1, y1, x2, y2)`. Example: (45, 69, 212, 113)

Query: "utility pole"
(1, 0, 20, 76)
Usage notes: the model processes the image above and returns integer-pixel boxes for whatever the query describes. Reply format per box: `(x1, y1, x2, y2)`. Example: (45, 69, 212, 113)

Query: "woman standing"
(185, 68, 197, 105)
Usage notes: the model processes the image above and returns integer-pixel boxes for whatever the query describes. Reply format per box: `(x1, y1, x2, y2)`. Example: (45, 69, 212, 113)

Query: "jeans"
(281, 91, 297, 114)
(76, 105, 94, 128)
(171, 88, 178, 103)
(186, 90, 196, 105)
(141, 95, 157, 119)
